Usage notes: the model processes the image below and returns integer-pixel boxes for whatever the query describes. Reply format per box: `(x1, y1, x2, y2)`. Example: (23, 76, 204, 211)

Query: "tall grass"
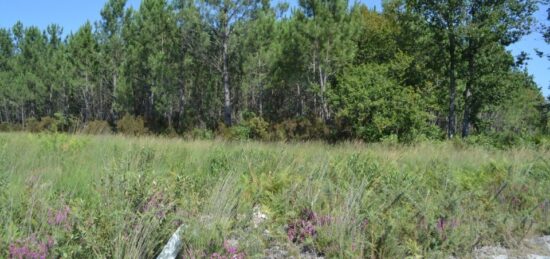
(0, 132, 549, 258)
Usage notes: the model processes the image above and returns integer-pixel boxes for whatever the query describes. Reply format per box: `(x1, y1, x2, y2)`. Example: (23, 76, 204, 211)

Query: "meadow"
(1, 132, 550, 258)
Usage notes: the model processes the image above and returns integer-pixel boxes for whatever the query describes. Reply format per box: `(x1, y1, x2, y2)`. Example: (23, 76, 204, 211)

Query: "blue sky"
(0, 0, 548, 97)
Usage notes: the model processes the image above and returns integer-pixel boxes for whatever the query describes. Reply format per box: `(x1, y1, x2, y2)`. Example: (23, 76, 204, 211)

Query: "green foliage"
(24, 116, 67, 133)
(0, 122, 21, 132)
(226, 125, 252, 141)
(243, 115, 270, 140)
(480, 82, 547, 136)
(331, 63, 436, 142)
(116, 115, 149, 136)
(183, 128, 214, 140)
(37, 117, 60, 132)
(217, 116, 272, 141)
(271, 118, 330, 141)
(80, 120, 113, 135)
(0, 0, 547, 142)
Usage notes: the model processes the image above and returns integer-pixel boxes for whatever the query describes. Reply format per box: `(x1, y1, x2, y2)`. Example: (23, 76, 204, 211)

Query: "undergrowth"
(0, 132, 549, 258)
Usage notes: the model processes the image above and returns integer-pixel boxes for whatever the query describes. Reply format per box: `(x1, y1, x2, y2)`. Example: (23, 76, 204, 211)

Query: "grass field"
(1, 132, 549, 258)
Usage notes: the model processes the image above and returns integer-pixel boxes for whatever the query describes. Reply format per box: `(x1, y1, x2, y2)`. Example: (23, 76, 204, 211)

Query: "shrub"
(380, 134, 399, 145)
(227, 125, 251, 140)
(271, 118, 329, 141)
(65, 116, 83, 134)
(0, 123, 9, 132)
(22, 116, 71, 133)
(24, 118, 40, 132)
(41, 116, 63, 132)
(184, 128, 214, 140)
(116, 115, 149, 136)
(0, 122, 22, 132)
(272, 120, 297, 141)
(462, 134, 496, 148)
(304, 118, 330, 140)
(217, 116, 269, 141)
(163, 127, 179, 138)
(330, 63, 434, 142)
(80, 121, 112, 135)
(245, 116, 270, 140)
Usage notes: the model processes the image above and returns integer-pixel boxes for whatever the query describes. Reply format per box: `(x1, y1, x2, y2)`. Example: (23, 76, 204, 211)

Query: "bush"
(272, 118, 329, 141)
(116, 115, 149, 136)
(163, 127, 179, 138)
(330, 63, 434, 142)
(227, 125, 251, 140)
(533, 134, 550, 150)
(272, 120, 297, 141)
(24, 118, 40, 132)
(0, 122, 22, 132)
(39, 116, 61, 132)
(217, 116, 270, 141)
(184, 128, 214, 140)
(21, 115, 78, 133)
(380, 134, 399, 145)
(80, 121, 112, 135)
(245, 116, 270, 140)
(304, 118, 330, 140)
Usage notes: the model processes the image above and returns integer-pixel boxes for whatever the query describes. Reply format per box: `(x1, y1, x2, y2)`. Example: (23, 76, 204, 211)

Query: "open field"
(1, 132, 550, 258)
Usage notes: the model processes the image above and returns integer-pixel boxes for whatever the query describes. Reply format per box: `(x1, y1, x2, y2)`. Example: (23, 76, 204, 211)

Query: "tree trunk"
(258, 83, 263, 117)
(448, 31, 457, 139)
(84, 73, 91, 122)
(297, 84, 304, 117)
(319, 68, 330, 122)
(48, 85, 53, 116)
(21, 105, 25, 127)
(462, 7, 477, 138)
(177, 81, 186, 129)
(0, 105, 5, 123)
(110, 73, 117, 122)
(63, 81, 69, 117)
(222, 10, 232, 126)
(462, 39, 474, 138)
(462, 87, 472, 137)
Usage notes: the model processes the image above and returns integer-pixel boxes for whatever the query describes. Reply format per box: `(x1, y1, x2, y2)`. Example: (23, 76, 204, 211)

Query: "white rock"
(253, 205, 268, 228)
(157, 225, 184, 259)
(473, 246, 508, 259)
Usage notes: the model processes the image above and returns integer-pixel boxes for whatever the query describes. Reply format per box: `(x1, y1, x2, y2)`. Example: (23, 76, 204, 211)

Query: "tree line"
(0, 0, 549, 142)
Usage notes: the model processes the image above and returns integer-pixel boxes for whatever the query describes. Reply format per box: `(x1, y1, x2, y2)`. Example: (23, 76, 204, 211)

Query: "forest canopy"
(0, 0, 549, 143)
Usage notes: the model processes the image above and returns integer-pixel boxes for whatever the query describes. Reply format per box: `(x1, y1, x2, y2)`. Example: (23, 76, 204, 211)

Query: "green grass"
(1, 132, 549, 258)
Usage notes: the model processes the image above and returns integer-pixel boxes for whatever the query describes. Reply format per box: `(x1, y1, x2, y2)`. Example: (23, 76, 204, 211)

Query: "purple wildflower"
(287, 224, 297, 242)
(436, 217, 446, 233)
(48, 205, 71, 229)
(9, 235, 54, 259)
(287, 209, 334, 244)
(224, 240, 238, 255)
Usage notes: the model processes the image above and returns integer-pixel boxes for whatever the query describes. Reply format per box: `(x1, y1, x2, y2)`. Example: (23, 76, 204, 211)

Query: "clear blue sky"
(0, 0, 548, 97)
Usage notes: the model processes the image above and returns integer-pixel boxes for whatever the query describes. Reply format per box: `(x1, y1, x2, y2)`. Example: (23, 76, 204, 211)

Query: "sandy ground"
(472, 236, 550, 259)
